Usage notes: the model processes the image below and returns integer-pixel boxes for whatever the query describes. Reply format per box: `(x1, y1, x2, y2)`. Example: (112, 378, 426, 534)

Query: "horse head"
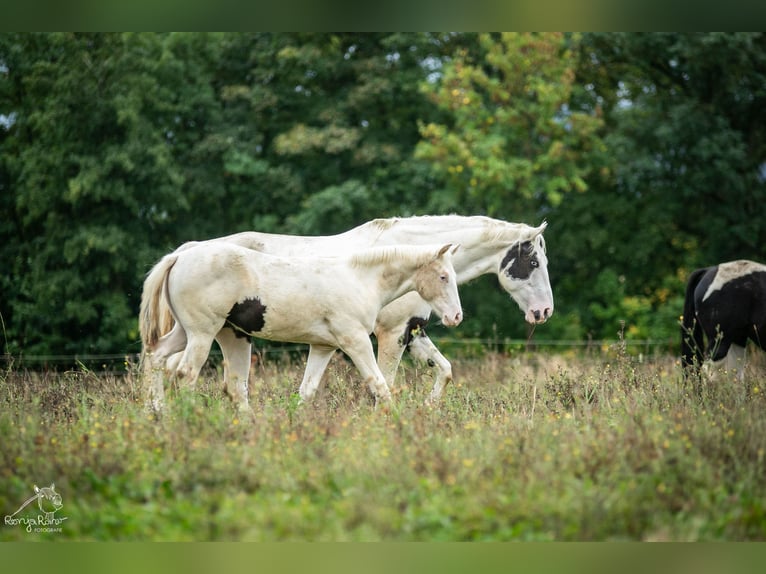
(415, 244, 463, 327)
(34, 484, 62, 514)
(496, 222, 554, 325)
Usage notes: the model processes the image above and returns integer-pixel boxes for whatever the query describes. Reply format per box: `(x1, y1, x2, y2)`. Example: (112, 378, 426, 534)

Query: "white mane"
(349, 245, 439, 269)
(365, 215, 545, 251)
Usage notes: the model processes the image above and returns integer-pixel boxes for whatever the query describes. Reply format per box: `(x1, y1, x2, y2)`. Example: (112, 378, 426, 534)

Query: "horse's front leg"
(298, 345, 337, 402)
(215, 327, 253, 411)
(374, 326, 407, 389)
(374, 294, 434, 389)
(725, 343, 747, 382)
(341, 335, 392, 404)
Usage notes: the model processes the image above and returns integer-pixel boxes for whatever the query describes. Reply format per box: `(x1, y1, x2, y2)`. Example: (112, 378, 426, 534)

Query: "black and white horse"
(681, 259, 766, 379)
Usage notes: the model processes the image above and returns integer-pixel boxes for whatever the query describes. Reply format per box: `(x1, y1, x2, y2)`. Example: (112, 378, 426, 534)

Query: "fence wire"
(1, 337, 676, 368)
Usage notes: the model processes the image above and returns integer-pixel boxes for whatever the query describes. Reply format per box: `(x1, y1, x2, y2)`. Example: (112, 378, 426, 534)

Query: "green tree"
(415, 32, 605, 220)
(0, 33, 221, 355)
(553, 32, 766, 341)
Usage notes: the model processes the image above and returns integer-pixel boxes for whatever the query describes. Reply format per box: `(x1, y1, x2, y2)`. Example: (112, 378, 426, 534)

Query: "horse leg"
(376, 317, 453, 403)
(215, 327, 253, 411)
(298, 345, 336, 402)
(375, 326, 407, 389)
(725, 343, 747, 381)
(342, 336, 393, 404)
(143, 323, 187, 413)
(165, 351, 184, 373)
(175, 333, 217, 396)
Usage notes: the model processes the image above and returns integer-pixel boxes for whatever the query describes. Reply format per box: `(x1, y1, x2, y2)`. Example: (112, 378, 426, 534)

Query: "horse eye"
(440, 274, 448, 282)
(531, 260, 539, 267)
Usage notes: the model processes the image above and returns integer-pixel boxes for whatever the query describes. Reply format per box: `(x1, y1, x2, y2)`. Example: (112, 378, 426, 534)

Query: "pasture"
(1, 343, 765, 541)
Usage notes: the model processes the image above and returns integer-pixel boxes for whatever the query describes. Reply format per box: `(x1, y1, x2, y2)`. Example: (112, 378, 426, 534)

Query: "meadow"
(1, 342, 765, 541)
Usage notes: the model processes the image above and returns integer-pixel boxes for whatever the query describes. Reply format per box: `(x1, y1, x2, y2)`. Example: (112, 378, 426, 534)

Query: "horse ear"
(523, 221, 547, 243)
(437, 244, 453, 258)
(450, 243, 460, 255)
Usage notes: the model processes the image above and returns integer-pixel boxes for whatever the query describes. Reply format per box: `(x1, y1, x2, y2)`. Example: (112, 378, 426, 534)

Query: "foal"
(141, 242, 462, 411)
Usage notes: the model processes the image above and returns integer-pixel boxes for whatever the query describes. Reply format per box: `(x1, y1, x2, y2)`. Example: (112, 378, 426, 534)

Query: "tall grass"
(1, 347, 764, 541)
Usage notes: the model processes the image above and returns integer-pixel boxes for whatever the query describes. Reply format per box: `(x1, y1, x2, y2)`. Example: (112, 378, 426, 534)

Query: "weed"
(1, 351, 765, 541)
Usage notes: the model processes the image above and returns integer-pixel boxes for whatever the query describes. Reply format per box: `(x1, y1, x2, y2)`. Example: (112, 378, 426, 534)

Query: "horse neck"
(354, 251, 431, 307)
(9, 493, 39, 517)
(358, 216, 530, 283)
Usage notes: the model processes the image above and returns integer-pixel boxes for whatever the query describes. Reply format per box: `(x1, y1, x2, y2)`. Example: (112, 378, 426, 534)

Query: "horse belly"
(227, 297, 338, 346)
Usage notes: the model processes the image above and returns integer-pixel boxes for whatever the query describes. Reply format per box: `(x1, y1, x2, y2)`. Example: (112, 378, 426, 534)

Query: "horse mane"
(366, 215, 546, 252)
(479, 219, 547, 252)
(349, 245, 438, 269)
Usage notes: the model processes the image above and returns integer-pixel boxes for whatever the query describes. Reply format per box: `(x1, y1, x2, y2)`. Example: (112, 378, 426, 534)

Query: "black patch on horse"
(226, 297, 267, 339)
(399, 316, 429, 349)
(500, 241, 538, 280)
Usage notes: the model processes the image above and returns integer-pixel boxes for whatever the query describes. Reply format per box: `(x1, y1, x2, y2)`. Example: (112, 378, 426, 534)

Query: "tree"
(553, 32, 766, 341)
(0, 33, 221, 355)
(415, 33, 605, 221)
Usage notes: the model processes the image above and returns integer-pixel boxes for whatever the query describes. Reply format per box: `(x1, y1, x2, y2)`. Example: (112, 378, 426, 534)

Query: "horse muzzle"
(442, 311, 463, 327)
(526, 306, 552, 324)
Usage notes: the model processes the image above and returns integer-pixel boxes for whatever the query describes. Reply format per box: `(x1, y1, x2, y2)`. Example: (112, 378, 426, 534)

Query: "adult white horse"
(140, 215, 553, 403)
(141, 242, 462, 411)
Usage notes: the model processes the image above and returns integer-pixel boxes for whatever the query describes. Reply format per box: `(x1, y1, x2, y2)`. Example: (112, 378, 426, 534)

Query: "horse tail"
(139, 253, 180, 354)
(681, 267, 707, 372)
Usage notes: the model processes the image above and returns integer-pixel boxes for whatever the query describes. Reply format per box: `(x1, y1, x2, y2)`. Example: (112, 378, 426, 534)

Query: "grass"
(1, 346, 765, 541)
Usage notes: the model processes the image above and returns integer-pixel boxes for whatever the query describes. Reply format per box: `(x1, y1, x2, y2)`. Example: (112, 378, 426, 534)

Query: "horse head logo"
(7, 483, 63, 521)
(34, 484, 62, 519)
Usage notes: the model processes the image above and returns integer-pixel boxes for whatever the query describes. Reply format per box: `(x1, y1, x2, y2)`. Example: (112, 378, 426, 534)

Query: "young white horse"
(140, 215, 553, 403)
(141, 242, 462, 411)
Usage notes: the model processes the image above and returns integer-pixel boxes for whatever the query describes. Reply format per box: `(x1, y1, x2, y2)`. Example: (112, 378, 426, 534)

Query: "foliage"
(416, 33, 605, 217)
(2, 352, 765, 541)
(551, 32, 766, 340)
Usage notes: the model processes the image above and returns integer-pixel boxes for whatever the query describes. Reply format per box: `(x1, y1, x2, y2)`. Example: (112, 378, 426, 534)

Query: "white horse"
(140, 215, 553, 403)
(141, 242, 462, 411)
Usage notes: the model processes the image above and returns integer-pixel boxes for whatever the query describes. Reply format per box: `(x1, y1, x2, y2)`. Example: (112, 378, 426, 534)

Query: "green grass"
(1, 347, 765, 541)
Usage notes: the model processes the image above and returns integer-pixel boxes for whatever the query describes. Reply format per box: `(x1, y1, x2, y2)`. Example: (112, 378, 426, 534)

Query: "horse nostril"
(544, 307, 551, 319)
(533, 310, 541, 321)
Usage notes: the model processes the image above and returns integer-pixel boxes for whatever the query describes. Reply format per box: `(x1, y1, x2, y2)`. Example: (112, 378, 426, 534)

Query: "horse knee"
(367, 376, 392, 403)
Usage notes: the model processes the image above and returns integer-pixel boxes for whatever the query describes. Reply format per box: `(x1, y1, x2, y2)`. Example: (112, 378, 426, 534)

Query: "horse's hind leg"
(216, 327, 253, 411)
(298, 345, 336, 402)
(144, 324, 187, 412)
(175, 333, 217, 394)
